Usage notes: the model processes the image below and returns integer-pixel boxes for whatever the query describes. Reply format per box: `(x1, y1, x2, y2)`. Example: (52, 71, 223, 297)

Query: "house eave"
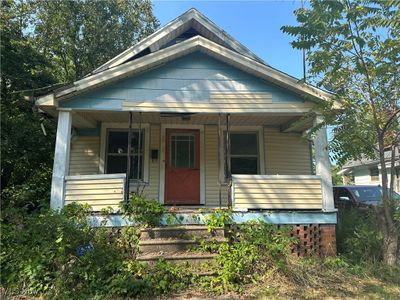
(35, 36, 338, 111)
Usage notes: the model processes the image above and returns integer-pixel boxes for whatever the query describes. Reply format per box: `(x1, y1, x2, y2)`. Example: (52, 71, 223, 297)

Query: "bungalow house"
(36, 9, 337, 255)
(339, 150, 400, 192)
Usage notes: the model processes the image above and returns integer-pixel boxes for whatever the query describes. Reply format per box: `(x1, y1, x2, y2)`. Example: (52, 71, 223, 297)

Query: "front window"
(106, 130, 144, 179)
(226, 132, 259, 174)
(370, 167, 379, 182)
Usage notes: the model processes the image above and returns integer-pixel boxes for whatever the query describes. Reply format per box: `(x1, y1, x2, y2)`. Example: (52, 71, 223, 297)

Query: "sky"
(152, 0, 305, 79)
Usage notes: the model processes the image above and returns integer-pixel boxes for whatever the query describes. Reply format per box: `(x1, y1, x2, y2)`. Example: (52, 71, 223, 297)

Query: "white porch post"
(50, 111, 72, 209)
(313, 115, 335, 211)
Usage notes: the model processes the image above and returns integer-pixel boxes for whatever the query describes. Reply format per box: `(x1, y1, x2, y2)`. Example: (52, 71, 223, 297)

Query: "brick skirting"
(290, 224, 336, 257)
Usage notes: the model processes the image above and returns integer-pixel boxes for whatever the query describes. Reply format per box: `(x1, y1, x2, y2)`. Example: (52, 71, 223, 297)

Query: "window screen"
(227, 132, 259, 174)
(106, 130, 144, 179)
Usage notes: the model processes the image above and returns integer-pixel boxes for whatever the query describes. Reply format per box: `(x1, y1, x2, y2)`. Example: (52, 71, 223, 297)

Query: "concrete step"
(137, 251, 218, 266)
(140, 225, 224, 240)
(138, 237, 226, 253)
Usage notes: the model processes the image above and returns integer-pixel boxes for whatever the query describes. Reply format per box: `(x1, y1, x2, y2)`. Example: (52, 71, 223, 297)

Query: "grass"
(164, 258, 400, 300)
(3, 259, 399, 300)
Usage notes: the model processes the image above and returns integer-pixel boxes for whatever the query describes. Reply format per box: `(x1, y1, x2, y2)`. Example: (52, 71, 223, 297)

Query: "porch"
(52, 110, 334, 214)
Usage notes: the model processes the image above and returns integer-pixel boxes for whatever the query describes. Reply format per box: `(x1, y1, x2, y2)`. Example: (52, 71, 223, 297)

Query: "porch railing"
(232, 175, 323, 210)
(64, 174, 126, 211)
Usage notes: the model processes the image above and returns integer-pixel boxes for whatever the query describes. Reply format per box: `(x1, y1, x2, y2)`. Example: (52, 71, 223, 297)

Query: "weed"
(120, 193, 166, 227)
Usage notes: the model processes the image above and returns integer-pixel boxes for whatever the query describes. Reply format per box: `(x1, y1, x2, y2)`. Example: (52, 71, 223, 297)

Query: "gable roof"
(36, 35, 335, 108)
(36, 8, 339, 110)
(91, 8, 266, 75)
(342, 149, 400, 170)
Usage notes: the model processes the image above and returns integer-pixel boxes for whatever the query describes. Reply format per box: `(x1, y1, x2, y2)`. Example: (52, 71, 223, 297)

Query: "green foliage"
(108, 259, 192, 297)
(336, 207, 383, 263)
(199, 221, 294, 294)
(120, 193, 166, 227)
(1, 202, 195, 299)
(1, 0, 57, 213)
(1, 203, 124, 299)
(31, 0, 159, 81)
(203, 209, 233, 232)
(1, 0, 159, 214)
(282, 0, 399, 266)
(165, 213, 185, 225)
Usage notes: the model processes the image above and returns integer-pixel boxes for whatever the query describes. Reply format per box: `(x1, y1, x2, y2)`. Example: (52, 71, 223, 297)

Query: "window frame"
(219, 126, 265, 177)
(105, 128, 145, 179)
(169, 132, 196, 169)
(100, 123, 150, 182)
(369, 166, 379, 182)
(227, 131, 260, 175)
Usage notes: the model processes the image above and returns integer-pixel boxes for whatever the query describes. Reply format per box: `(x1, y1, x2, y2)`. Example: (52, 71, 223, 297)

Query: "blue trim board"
(89, 211, 337, 227)
(76, 121, 101, 136)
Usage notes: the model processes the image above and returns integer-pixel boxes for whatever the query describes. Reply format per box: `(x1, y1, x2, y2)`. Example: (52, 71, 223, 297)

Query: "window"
(370, 167, 379, 182)
(170, 134, 195, 168)
(106, 130, 144, 179)
(226, 132, 259, 174)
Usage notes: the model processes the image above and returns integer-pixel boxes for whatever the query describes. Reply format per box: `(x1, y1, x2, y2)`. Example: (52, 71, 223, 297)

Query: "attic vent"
(161, 28, 202, 49)
(128, 47, 151, 62)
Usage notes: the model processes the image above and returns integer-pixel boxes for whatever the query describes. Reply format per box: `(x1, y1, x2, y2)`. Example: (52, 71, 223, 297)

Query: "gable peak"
(92, 8, 266, 75)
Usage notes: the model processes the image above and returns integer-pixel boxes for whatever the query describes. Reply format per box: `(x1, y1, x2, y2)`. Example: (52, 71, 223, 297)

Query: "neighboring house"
(36, 9, 337, 255)
(339, 149, 400, 193)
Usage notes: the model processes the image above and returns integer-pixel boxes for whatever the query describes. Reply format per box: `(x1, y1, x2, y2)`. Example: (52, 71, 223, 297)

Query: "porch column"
(313, 115, 335, 211)
(50, 111, 72, 209)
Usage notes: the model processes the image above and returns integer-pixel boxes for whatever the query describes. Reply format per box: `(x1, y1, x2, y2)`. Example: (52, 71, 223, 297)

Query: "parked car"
(333, 185, 400, 209)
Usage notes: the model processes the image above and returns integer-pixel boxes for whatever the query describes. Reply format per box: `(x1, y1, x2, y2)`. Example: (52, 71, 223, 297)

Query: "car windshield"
(348, 187, 400, 202)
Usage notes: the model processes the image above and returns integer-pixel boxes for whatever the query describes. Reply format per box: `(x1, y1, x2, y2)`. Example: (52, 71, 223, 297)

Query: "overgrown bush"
(336, 207, 383, 263)
(1, 202, 193, 299)
(203, 209, 233, 232)
(120, 193, 166, 227)
(199, 220, 295, 293)
(1, 203, 125, 298)
(107, 259, 193, 297)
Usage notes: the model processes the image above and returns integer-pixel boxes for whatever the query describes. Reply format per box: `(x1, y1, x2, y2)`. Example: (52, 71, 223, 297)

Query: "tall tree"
(1, 0, 56, 212)
(282, 0, 399, 265)
(31, 0, 159, 82)
(1, 0, 159, 213)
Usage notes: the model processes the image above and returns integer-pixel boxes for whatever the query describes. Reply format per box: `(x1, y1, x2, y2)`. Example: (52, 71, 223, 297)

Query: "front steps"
(137, 225, 225, 264)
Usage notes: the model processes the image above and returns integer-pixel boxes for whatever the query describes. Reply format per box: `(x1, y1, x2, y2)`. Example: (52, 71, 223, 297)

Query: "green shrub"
(336, 207, 383, 263)
(199, 220, 294, 293)
(203, 209, 233, 232)
(1, 203, 124, 299)
(120, 193, 166, 227)
(108, 259, 193, 297)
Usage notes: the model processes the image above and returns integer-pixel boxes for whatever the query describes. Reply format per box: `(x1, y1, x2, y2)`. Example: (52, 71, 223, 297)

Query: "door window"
(170, 134, 195, 168)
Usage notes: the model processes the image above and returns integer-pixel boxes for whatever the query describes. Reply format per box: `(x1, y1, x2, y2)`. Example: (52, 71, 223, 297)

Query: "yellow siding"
(145, 124, 160, 200)
(69, 136, 99, 175)
(64, 175, 125, 211)
(264, 128, 312, 175)
(233, 175, 322, 209)
(123, 100, 313, 113)
(205, 125, 228, 207)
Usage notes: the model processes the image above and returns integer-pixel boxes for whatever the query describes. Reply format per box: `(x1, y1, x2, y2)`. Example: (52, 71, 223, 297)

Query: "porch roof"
(70, 111, 314, 134)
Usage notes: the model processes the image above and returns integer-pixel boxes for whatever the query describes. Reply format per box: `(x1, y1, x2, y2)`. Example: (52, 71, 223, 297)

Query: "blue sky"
(153, 1, 305, 79)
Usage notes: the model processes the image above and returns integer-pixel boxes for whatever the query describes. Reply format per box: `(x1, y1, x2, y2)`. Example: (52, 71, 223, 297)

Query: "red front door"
(165, 129, 200, 205)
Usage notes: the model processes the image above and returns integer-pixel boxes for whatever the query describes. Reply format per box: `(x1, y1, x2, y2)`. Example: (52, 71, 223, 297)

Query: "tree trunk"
(378, 137, 398, 266)
(382, 221, 399, 266)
